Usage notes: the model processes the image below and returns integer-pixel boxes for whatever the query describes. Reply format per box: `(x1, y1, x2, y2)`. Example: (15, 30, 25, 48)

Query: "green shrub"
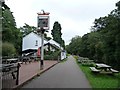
(44, 50, 61, 60)
(2, 42, 16, 56)
(74, 55, 79, 60)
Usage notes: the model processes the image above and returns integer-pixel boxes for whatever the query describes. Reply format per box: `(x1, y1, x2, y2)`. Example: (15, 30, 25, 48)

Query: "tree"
(2, 2, 22, 55)
(20, 23, 37, 37)
(66, 1, 120, 70)
(90, 1, 120, 69)
(44, 33, 52, 40)
(51, 21, 65, 48)
(66, 36, 82, 55)
(20, 23, 52, 40)
(2, 9, 16, 43)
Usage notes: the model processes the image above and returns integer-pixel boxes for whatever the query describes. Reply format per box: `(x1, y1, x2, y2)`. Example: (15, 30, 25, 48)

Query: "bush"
(74, 55, 79, 60)
(2, 42, 16, 56)
(44, 50, 61, 60)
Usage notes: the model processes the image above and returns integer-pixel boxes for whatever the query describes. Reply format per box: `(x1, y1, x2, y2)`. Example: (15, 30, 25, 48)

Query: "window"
(35, 40, 38, 46)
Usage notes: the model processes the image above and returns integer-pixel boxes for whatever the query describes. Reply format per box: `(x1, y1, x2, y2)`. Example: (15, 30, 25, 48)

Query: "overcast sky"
(6, 0, 119, 45)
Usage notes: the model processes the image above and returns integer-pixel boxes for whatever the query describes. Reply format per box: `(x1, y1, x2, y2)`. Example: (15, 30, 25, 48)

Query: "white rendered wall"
(22, 32, 48, 51)
(61, 51, 66, 60)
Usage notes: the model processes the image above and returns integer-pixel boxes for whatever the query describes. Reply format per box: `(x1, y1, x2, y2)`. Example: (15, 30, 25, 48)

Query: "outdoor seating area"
(6, 58, 18, 64)
(0, 63, 20, 88)
(1, 55, 59, 89)
(1, 56, 33, 89)
(2, 56, 20, 64)
(89, 67, 100, 73)
(2, 56, 39, 65)
(20, 56, 41, 64)
(76, 55, 120, 88)
(77, 56, 119, 75)
(77, 57, 94, 66)
(90, 63, 119, 74)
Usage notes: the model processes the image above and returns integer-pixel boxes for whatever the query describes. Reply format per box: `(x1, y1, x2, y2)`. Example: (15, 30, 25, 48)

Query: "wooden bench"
(110, 69, 119, 73)
(90, 67, 100, 73)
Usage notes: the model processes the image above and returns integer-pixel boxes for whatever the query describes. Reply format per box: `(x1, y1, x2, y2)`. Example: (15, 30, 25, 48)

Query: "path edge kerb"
(13, 62, 59, 89)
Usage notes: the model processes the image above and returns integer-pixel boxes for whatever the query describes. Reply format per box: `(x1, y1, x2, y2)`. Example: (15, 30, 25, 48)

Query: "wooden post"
(16, 63, 20, 85)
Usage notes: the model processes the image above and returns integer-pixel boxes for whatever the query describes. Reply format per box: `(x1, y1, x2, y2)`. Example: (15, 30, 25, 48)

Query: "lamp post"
(37, 10, 50, 70)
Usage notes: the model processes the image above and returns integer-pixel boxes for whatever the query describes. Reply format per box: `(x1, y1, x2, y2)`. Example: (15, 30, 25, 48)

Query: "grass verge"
(74, 56, 120, 89)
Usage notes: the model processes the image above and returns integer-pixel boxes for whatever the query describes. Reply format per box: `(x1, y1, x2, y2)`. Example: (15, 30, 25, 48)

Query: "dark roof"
(43, 42, 60, 50)
(22, 49, 37, 54)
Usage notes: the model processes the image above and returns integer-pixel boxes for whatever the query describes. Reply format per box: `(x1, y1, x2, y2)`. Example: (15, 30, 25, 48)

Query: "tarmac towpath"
(22, 56, 91, 88)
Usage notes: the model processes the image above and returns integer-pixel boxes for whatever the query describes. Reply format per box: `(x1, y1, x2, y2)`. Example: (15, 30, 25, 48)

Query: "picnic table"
(96, 63, 111, 71)
(30, 56, 38, 61)
(0, 63, 20, 86)
(77, 57, 83, 63)
(81, 60, 94, 64)
(90, 63, 119, 74)
(21, 56, 31, 64)
(7, 58, 18, 63)
(81, 59, 94, 66)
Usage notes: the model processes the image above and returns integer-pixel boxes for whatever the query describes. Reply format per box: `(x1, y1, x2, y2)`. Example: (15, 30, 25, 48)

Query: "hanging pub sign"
(37, 11, 50, 30)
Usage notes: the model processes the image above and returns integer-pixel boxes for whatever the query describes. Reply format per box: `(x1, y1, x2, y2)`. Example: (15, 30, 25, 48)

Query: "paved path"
(14, 60, 58, 88)
(22, 56, 91, 88)
(18, 61, 58, 86)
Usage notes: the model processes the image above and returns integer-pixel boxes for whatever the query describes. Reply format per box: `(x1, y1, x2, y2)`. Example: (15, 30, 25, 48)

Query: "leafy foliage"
(66, 1, 120, 70)
(44, 50, 61, 60)
(2, 2, 22, 55)
(2, 42, 16, 56)
(66, 36, 82, 55)
(19, 23, 36, 37)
